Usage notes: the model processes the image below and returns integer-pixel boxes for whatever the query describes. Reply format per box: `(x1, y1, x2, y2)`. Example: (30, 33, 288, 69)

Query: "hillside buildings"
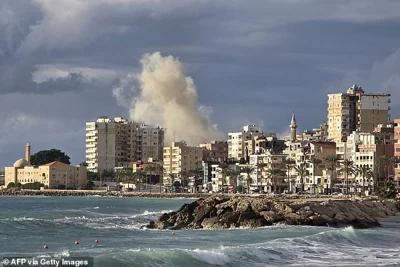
(327, 84, 391, 143)
(85, 117, 164, 172)
(4, 143, 87, 189)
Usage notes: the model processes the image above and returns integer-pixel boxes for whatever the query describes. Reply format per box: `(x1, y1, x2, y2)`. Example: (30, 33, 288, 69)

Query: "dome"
(13, 158, 28, 168)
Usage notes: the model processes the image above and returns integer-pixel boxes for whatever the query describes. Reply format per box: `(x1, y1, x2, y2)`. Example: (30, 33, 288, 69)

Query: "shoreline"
(0, 189, 367, 200)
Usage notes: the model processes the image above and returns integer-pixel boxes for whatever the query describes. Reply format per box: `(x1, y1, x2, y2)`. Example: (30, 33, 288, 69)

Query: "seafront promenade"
(0, 188, 376, 201)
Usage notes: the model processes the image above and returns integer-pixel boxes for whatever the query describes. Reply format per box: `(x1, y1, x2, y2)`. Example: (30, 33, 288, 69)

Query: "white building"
(86, 117, 164, 172)
(228, 125, 261, 160)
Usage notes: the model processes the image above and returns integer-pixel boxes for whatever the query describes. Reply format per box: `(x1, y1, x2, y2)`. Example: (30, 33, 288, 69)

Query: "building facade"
(200, 141, 228, 162)
(163, 141, 204, 184)
(85, 117, 164, 172)
(394, 119, 400, 182)
(327, 84, 390, 143)
(5, 144, 87, 189)
(228, 125, 261, 160)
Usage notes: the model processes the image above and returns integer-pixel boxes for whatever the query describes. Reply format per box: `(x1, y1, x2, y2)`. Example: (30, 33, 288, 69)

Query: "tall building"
(163, 141, 204, 184)
(327, 84, 391, 143)
(228, 125, 261, 160)
(85, 117, 164, 172)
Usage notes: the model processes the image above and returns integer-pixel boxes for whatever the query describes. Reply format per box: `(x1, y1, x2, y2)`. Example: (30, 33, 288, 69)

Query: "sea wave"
(0, 210, 172, 230)
(89, 227, 400, 267)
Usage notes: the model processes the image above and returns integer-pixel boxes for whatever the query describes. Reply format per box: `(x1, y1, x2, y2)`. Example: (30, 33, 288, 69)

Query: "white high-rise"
(85, 117, 164, 172)
(228, 125, 261, 160)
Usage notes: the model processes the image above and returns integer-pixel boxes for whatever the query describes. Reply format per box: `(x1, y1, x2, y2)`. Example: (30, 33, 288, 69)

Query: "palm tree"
(188, 168, 204, 193)
(144, 165, 157, 193)
(226, 169, 242, 193)
(166, 173, 176, 192)
(309, 156, 323, 194)
(355, 165, 373, 194)
(294, 164, 309, 193)
(266, 168, 286, 193)
(151, 165, 164, 193)
(133, 171, 146, 192)
(376, 155, 388, 185)
(241, 166, 255, 194)
(324, 155, 340, 194)
(283, 158, 296, 193)
(338, 159, 355, 195)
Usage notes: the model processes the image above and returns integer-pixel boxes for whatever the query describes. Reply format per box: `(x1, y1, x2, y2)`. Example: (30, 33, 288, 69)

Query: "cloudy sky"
(1, 0, 400, 168)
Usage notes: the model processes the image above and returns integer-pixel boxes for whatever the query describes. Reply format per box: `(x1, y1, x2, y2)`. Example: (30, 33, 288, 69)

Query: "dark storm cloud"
(1, 0, 400, 167)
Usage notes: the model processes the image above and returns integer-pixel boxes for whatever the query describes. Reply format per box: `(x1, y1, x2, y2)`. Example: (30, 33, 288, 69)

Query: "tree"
(79, 161, 88, 166)
(338, 159, 355, 195)
(355, 165, 373, 194)
(324, 155, 340, 194)
(133, 171, 146, 192)
(241, 166, 255, 194)
(309, 156, 323, 194)
(144, 165, 157, 193)
(188, 168, 204, 193)
(294, 164, 309, 193)
(377, 181, 397, 199)
(7, 182, 15, 189)
(30, 149, 71, 165)
(266, 168, 286, 193)
(226, 169, 242, 193)
(376, 155, 388, 185)
(151, 165, 164, 193)
(283, 158, 296, 192)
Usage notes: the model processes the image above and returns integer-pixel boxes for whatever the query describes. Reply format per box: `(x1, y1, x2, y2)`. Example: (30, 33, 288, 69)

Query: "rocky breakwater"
(146, 196, 400, 230)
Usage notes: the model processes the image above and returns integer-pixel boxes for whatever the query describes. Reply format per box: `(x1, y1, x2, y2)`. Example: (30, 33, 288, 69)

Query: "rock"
(143, 195, 400, 230)
(238, 212, 266, 228)
(141, 220, 155, 229)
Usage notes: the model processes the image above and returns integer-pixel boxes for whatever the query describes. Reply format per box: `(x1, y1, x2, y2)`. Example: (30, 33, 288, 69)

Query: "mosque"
(4, 143, 87, 189)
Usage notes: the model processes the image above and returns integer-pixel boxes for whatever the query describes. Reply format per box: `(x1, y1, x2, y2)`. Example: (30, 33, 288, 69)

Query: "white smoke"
(112, 52, 224, 145)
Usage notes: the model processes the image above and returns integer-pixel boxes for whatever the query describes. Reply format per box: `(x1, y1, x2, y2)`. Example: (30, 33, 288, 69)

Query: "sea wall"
(0, 189, 209, 198)
(0, 189, 354, 199)
(147, 196, 400, 230)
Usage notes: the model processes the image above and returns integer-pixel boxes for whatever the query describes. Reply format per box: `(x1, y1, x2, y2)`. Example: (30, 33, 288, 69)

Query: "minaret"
(290, 112, 297, 141)
(25, 142, 31, 165)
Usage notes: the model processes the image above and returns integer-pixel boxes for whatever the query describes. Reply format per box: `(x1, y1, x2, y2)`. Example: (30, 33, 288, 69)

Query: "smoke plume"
(113, 52, 224, 145)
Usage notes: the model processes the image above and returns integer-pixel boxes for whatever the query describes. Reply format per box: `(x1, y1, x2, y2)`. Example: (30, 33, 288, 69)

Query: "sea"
(1, 196, 400, 267)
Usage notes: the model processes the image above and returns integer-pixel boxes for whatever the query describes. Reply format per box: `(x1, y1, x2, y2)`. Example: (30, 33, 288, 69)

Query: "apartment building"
(394, 119, 400, 182)
(336, 126, 394, 187)
(228, 125, 261, 160)
(85, 117, 164, 172)
(200, 141, 228, 162)
(249, 152, 287, 193)
(163, 141, 204, 184)
(284, 140, 336, 192)
(327, 84, 390, 143)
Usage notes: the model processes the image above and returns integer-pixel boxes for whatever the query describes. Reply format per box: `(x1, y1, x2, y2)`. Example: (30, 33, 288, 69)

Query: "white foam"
(188, 248, 231, 265)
